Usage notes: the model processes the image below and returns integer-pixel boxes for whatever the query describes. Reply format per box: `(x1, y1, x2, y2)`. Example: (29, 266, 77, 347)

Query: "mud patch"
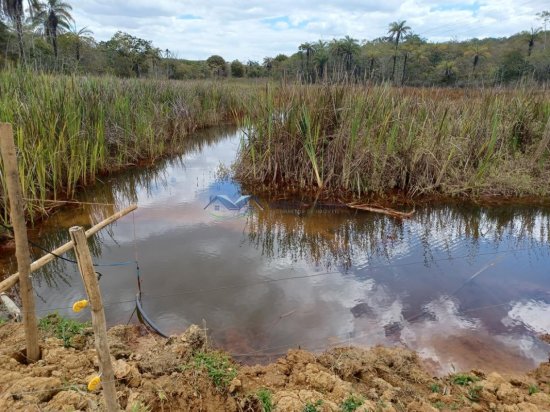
(0, 322, 549, 411)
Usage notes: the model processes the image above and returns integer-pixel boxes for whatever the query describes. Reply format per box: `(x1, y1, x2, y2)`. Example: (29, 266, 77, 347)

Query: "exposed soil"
(0, 321, 549, 411)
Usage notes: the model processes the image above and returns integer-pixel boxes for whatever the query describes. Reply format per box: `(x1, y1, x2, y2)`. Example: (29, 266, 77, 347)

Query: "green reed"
(0, 70, 256, 224)
(236, 84, 550, 199)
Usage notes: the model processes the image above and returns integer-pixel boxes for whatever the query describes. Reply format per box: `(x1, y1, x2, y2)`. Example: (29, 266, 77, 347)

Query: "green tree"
(230, 59, 244, 77)
(330, 36, 360, 76)
(527, 27, 540, 56)
(388, 20, 411, 81)
(298, 41, 314, 81)
(436, 60, 457, 84)
(313, 40, 328, 81)
(263, 56, 273, 72)
(498, 50, 532, 82)
(33, 0, 73, 58)
(0, 19, 11, 63)
(538, 11, 550, 50)
(399, 33, 425, 84)
(67, 23, 92, 61)
(1, 0, 31, 60)
(274, 54, 288, 62)
(246, 60, 263, 77)
(206, 54, 226, 77)
(465, 42, 490, 74)
(101, 31, 161, 77)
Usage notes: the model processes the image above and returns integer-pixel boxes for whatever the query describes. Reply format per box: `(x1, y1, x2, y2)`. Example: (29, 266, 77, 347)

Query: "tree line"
(1, 2, 549, 85)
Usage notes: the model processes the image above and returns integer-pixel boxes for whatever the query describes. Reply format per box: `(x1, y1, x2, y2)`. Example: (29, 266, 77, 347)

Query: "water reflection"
(247, 203, 550, 271)
(1, 128, 549, 375)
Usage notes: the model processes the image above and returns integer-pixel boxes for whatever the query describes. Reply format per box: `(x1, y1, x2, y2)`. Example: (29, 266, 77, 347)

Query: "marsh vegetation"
(0, 70, 254, 226)
(236, 84, 550, 199)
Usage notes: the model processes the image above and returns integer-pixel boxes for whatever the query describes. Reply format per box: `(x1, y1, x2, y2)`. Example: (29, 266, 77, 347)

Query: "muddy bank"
(237, 181, 550, 211)
(1, 321, 549, 411)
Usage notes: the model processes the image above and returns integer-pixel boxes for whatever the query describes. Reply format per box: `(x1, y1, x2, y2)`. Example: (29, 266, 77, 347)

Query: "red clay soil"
(0, 320, 549, 411)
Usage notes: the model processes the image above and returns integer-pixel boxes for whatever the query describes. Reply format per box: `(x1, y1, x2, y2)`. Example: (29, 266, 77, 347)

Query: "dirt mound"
(0, 321, 549, 411)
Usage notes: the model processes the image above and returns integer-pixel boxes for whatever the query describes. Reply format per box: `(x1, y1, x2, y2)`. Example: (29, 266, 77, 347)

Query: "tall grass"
(236, 84, 550, 200)
(0, 70, 255, 225)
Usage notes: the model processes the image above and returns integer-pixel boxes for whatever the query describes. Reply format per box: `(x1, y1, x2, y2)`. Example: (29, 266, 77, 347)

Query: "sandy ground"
(0, 320, 549, 412)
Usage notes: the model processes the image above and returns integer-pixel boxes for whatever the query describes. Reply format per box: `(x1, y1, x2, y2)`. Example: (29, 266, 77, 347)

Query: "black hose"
(135, 293, 169, 338)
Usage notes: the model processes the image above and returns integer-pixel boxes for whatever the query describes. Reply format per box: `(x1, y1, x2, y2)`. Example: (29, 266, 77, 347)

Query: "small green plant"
(430, 383, 441, 393)
(529, 384, 540, 395)
(257, 388, 273, 412)
(38, 313, 90, 347)
(303, 400, 323, 412)
(467, 385, 483, 402)
(449, 402, 461, 410)
(0, 317, 6, 326)
(340, 395, 363, 411)
(129, 402, 151, 412)
(433, 401, 446, 410)
(157, 390, 167, 401)
(452, 374, 478, 386)
(193, 351, 237, 389)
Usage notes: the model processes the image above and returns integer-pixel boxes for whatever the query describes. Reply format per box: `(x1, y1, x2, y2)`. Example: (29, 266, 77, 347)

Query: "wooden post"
(69, 226, 119, 412)
(0, 123, 40, 362)
(0, 204, 138, 294)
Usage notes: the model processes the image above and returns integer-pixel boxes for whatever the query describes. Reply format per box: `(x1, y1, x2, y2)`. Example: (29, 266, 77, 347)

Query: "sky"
(71, 0, 548, 61)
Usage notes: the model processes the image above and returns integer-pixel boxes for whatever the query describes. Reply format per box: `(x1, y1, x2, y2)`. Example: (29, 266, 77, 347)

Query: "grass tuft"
(193, 351, 238, 389)
(467, 385, 483, 402)
(303, 400, 323, 412)
(38, 313, 90, 348)
(340, 395, 364, 411)
(452, 374, 478, 386)
(529, 384, 540, 395)
(256, 388, 273, 412)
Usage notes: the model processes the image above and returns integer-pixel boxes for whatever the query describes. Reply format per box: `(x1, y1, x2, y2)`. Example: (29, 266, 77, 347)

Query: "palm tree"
(298, 42, 314, 81)
(33, 0, 72, 58)
(1, 0, 25, 59)
(313, 40, 328, 81)
(437, 60, 456, 84)
(262, 56, 274, 72)
(387, 20, 411, 81)
(330, 36, 360, 77)
(527, 27, 540, 57)
(68, 23, 92, 61)
(538, 11, 549, 50)
(465, 42, 489, 75)
(399, 34, 423, 85)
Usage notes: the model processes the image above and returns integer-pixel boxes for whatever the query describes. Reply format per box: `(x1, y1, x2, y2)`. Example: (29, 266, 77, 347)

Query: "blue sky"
(71, 0, 548, 61)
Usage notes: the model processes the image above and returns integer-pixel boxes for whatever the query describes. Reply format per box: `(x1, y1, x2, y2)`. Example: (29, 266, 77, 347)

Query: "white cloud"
(69, 0, 548, 61)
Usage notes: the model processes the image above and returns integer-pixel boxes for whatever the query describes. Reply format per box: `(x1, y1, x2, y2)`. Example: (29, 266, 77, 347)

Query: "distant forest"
(1, 2, 549, 86)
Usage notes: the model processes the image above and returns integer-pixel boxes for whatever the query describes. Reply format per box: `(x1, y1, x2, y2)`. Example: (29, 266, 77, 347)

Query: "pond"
(1, 126, 550, 375)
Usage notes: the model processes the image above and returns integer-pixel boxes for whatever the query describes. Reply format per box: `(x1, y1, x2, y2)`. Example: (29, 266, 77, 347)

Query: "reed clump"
(0, 70, 255, 224)
(235, 84, 550, 200)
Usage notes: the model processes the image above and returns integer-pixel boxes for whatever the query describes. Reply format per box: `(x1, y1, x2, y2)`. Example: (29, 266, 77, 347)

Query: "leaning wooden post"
(69, 226, 119, 412)
(0, 123, 40, 362)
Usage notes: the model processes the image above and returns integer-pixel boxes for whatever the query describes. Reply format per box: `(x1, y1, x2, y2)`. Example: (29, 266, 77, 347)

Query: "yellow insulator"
(87, 375, 101, 391)
(72, 300, 89, 313)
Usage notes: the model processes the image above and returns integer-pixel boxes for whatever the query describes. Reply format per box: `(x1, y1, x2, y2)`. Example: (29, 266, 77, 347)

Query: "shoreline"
(0, 321, 549, 411)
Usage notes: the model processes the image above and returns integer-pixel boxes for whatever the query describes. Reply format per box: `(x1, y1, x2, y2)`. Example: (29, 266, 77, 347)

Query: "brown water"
(1, 127, 550, 374)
